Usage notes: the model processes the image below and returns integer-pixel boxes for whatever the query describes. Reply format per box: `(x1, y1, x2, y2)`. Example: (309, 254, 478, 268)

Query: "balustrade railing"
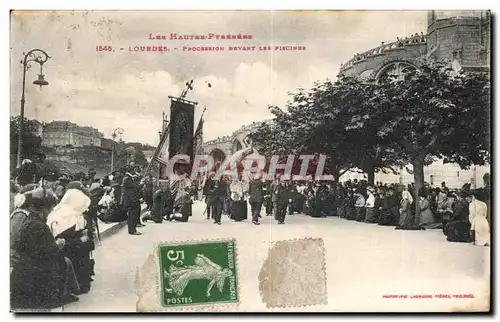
(340, 34, 427, 71)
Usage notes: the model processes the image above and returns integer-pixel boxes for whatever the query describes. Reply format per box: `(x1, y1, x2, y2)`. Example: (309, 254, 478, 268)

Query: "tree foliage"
(10, 116, 45, 169)
(250, 61, 490, 218)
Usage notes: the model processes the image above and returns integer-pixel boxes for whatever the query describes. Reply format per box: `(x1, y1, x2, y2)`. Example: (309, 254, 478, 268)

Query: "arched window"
(377, 61, 416, 83)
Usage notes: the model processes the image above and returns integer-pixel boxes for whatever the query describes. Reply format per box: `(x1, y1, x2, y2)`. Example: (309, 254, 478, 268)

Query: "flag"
(193, 115, 204, 155)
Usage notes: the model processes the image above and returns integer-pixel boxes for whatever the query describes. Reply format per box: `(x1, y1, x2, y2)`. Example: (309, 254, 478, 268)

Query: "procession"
(9, 150, 491, 310)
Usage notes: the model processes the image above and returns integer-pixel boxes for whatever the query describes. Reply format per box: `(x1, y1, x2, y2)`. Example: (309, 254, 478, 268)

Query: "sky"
(10, 10, 427, 146)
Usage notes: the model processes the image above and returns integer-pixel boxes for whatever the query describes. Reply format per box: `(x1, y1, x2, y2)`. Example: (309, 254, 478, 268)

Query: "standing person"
(211, 178, 226, 225)
(398, 187, 413, 228)
(263, 180, 273, 216)
(354, 189, 366, 222)
(221, 176, 232, 217)
(274, 177, 290, 224)
(344, 189, 356, 220)
(230, 176, 248, 222)
(476, 173, 491, 226)
(296, 182, 306, 214)
(377, 190, 393, 226)
(365, 187, 376, 223)
(142, 174, 154, 211)
(466, 191, 490, 246)
(121, 168, 142, 236)
(248, 172, 264, 225)
(336, 185, 346, 218)
(203, 173, 216, 220)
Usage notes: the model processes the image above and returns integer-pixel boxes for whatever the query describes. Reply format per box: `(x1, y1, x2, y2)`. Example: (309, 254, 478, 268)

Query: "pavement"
(59, 200, 490, 312)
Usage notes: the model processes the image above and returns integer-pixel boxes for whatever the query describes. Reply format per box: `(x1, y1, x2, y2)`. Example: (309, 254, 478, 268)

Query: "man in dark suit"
(203, 173, 216, 220)
(248, 172, 264, 225)
(211, 178, 226, 225)
(121, 167, 142, 235)
(274, 177, 290, 224)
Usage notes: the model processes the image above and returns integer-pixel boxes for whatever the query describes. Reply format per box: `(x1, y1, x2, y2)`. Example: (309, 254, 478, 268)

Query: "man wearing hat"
(248, 171, 264, 225)
(274, 175, 290, 224)
(122, 166, 143, 235)
(203, 172, 216, 220)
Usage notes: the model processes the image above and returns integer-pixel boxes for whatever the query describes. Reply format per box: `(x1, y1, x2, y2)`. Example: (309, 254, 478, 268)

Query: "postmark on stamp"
(157, 239, 239, 308)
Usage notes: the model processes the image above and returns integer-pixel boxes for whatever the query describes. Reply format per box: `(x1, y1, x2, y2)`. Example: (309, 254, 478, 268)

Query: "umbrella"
(46, 189, 91, 237)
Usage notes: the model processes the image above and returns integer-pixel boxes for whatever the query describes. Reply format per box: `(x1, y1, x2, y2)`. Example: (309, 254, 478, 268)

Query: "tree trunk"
(412, 157, 425, 226)
(365, 165, 375, 186)
(361, 159, 376, 186)
(331, 166, 340, 183)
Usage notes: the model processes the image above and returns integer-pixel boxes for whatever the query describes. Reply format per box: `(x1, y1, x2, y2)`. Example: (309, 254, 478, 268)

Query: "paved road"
(62, 201, 490, 312)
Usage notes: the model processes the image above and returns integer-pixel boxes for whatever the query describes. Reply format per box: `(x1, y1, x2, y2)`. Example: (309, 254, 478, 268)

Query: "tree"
(132, 149, 148, 167)
(366, 61, 490, 223)
(10, 116, 45, 169)
(249, 76, 400, 182)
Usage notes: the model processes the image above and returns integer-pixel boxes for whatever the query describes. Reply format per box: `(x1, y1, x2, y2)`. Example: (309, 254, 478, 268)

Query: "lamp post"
(16, 49, 50, 168)
(111, 128, 124, 172)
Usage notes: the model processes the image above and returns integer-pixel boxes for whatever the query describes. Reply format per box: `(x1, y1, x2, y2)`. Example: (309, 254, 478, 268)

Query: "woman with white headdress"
(398, 186, 413, 228)
(47, 184, 96, 294)
(10, 186, 80, 309)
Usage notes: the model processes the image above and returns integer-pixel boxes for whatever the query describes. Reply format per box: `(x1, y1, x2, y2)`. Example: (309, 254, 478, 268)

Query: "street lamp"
(111, 127, 124, 172)
(16, 49, 50, 168)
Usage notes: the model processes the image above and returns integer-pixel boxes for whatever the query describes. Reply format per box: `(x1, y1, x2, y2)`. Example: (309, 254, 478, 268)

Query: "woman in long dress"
(397, 189, 413, 228)
(466, 192, 490, 246)
(419, 194, 442, 229)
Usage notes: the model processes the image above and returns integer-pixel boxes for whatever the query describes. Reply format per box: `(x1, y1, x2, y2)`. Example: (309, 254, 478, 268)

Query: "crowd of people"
(185, 170, 491, 246)
(10, 170, 101, 309)
(195, 172, 491, 247)
(9, 159, 168, 310)
(10, 157, 491, 310)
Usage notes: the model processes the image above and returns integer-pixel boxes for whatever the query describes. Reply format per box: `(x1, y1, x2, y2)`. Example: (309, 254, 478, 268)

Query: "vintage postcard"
(9, 10, 491, 313)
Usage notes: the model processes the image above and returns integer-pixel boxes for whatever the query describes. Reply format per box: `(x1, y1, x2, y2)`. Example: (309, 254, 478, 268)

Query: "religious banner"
(157, 97, 196, 179)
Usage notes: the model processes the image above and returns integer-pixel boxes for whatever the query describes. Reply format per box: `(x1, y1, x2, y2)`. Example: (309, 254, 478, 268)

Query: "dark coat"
(451, 198, 469, 222)
(121, 175, 140, 206)
(151, 189, 167, 218)
(274, 184, 290, 207)
(57, 226, 94, 291)
(11, 213, 66, 310)
(248, 180, 264, 203)
(210, 181, 227, 203)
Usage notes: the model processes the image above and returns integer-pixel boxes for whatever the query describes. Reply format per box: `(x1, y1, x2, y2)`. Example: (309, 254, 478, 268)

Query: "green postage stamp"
(158, 239, 238, 308)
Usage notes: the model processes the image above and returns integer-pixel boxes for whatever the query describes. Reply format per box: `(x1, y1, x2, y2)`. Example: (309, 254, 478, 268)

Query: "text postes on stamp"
(158, 240, 238, 308)
(259, 238, 327, 308)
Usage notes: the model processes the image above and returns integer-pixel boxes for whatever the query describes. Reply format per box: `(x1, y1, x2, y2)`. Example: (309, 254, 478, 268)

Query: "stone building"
(42, 121, 104, 147)
(338, 10, 490, 188)
(199, 11, 490, 188)
(202, 121, 265, 163)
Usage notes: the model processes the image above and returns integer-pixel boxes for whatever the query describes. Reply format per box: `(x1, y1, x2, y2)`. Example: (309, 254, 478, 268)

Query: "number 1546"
(96, 45, 112, 52)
